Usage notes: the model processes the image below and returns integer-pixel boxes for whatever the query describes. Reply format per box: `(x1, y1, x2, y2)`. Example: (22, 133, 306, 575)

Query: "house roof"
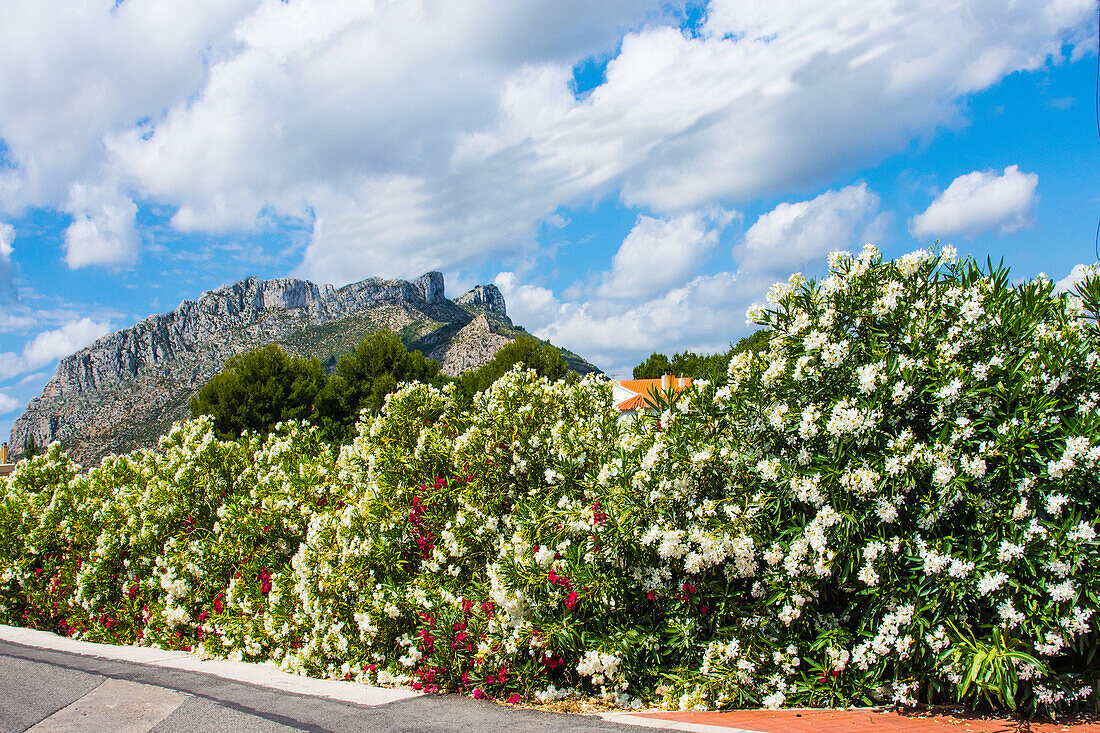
(616, 394, 650, 411)
(612, 376, 693, 412)
(614, 376, 692, 395)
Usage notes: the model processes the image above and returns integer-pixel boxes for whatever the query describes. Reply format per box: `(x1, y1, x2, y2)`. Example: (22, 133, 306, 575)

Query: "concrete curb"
(0, 624, 419, 707)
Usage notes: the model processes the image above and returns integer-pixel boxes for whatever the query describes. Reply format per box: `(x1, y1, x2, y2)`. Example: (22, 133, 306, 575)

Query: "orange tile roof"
(616, 394, 650, 411)
(615, 377, 693, 394)
(613, 376, 693, 412)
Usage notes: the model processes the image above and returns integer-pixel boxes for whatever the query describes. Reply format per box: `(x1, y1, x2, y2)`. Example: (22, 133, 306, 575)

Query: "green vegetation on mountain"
(191, 331, 578, 443)
(456, 335, 569, 398)
(190, 332, 444, 444)
(314, 331, 443, 444)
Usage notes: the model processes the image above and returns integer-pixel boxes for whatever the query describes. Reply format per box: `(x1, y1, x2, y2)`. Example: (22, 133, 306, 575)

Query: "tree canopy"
(189, 344, 325, 439)
(632, 329, 771, 380)
(189, 331, 443, 443)
(315, 331, 441, 443)
(457, 336, 568, 398)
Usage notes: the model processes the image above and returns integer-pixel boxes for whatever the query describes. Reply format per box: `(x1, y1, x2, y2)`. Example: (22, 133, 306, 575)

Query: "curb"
(0, 624, 419, 707)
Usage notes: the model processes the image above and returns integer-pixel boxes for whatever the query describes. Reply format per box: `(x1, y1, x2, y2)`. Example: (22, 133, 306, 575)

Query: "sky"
(0, 0, 1098, 444)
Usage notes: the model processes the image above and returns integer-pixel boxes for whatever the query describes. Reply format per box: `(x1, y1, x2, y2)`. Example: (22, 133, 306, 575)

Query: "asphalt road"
(0, 640, 663, 733)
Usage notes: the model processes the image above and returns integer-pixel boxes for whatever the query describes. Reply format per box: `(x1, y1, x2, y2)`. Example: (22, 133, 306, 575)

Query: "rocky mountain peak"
(456, 284, 506, 315)
(413, 271, 446, 305)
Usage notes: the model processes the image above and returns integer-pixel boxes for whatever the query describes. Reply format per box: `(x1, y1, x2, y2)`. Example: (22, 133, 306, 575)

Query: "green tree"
(21, 435, 40, 461)
(189, 344, 326, 439)
(632, 352, 671, 379)
(315, 331, 440, 443)
(729, 328, 770, 357)
(458, 336, 568, 398)
(631, 329, 772, 380)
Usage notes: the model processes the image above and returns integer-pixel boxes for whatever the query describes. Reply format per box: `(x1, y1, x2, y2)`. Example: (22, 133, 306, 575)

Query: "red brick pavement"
(631, 708, 1100, 733)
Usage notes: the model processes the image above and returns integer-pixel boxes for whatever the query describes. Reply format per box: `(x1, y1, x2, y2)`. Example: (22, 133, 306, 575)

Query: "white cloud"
(541, 0, 1090, 214)
(506, 187, 884, 372)
(21, 318, 111, 366)
(542, 270, 776, 374)
(0, 0, 1092, 279)
(1054, 263, 1096, 294)
(106, 1, 668, 281)
(18, 371, 47, 386)
(496, 266, 776, 375)
(0, 317, 111, 381)
(493, 272, 560, 332)
(0, 222, 15, 304)
(911, 165, 1039, 240)
(597, 209, 734, 300)
(0, 393, 18, 415)
(63, 183, 139, 268)
(0, 1, 257, 210)
(0, 305, 112, 335)
(735, 184, 883, 273)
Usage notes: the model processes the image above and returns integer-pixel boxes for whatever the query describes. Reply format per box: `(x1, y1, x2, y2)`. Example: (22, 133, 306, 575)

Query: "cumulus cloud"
(596, 209, 735, 300)
(507, 185, 884, 371)
(0, 317, 111, 381)
(735, 184, 884, 273)
(1054, 263, 1097, 294)
(0, 2, 257, 210)
(0, 393, 18, 415)
(2, 0, 1090, 279)
(493, 272, 560, 332)
(911, 165, 1039, 240)
(586, 0, 1089, 212)
(63, 182, 139, 268)
(107, 1, 668, 280)
(0, 2, 257, 269)
(542, 270, 776, 374)
(494, 265, 777, 375)
(0, 222, 16, 304)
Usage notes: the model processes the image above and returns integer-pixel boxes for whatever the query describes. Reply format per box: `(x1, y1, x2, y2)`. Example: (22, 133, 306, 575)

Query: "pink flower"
(565, 591, 579, 610)
(257, 568, 272, 596)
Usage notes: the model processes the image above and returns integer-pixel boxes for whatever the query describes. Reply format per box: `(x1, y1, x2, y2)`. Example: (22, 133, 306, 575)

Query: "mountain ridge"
(11, 271, 596, 465)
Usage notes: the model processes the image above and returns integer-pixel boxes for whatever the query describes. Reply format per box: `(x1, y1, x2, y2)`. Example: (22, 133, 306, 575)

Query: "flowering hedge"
(1, 246, 1097, 715)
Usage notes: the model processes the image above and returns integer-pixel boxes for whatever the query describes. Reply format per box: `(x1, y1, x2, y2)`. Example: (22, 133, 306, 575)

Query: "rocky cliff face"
(428, 313, 514, 375)
(43, 273, 447, 399)
(454, 284, 506, 315)
(11, 271, 598, 465)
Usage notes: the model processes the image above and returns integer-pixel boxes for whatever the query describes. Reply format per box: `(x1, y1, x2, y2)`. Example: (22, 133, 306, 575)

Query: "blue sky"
(0, 0, 1097, 445)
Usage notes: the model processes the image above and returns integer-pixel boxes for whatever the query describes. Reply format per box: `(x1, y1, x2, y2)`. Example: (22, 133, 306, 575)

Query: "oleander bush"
(1, 245, 1097, 715)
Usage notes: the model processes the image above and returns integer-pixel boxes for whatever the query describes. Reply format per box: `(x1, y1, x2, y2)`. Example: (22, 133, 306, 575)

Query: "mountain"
(9, 271, 598, 465)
